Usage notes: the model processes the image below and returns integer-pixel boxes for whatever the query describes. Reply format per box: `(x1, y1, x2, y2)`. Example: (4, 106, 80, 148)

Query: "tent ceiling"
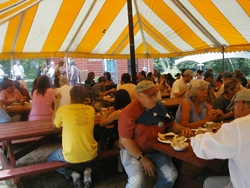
(0, 0, 250, 60)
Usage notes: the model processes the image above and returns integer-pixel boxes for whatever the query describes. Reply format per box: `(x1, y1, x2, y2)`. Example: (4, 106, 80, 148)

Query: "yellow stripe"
(42, 0, 86, 52)
(190, 0, 248, 45)
(2, 45, 250, 59)
(0, 0, 21, 10)
(144, 0, 210, 50)
(140, 14, 180, 53)
(114, 16, 141, 55)
(14, 4, 38, 52)
(135, 42, 159, 55)
(76, 0, 126, 52)
(0, 0, 38, 24)
(106, 15, 139, 55)
(2, 15, 21, 53)
(237, 0, 250, 17)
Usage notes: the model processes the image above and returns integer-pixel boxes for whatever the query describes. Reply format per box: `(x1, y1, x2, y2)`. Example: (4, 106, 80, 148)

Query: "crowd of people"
(0, 59, 250, 188)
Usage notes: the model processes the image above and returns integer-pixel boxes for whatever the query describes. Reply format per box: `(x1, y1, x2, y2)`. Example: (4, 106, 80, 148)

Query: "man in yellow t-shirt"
(47, 85, 97, 188)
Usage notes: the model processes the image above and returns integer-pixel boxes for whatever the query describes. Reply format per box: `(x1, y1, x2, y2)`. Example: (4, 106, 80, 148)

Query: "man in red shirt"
(118, 80, 192, 188)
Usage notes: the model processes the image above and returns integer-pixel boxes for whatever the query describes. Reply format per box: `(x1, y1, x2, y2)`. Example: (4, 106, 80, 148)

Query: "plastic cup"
(102, 108, 107, 115)
(206, 122, 213, 132)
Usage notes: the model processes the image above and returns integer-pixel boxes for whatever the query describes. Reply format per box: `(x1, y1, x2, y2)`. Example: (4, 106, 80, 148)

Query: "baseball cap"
(135, 80, 159, 95)
(222, 71, 233, 78)
(227, 89, 250, 111)
(183, 70, 195, 77)
(204, 71, 213, 78)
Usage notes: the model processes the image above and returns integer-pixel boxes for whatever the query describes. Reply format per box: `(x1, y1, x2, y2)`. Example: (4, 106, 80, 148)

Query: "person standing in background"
(54, 61, 65, 88)
(11, 60, 25, 80)
(69, 60, 78, 86)
(0, 65, 7, 82)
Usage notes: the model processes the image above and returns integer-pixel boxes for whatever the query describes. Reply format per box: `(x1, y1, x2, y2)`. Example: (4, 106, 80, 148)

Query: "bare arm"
(100, 109, 118, 127)
(120, 137, 155, 176)
(52, 93, 61, 128)
(98, 88, 116, 97)
(174, 86, 188, 97)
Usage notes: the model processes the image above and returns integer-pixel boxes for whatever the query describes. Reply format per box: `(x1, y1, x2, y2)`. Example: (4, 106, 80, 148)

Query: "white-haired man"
(55, 77, 72, 107)
(191, 89, 250, 188)
(118, 80, 192, 188)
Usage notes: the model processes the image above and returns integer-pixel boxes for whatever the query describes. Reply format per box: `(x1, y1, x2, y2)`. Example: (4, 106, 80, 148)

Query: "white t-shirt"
(117, 83, 137, 101)
(55, 85, 72, 107)
(170, 79, 187, 98)
(12, 64, 24, 79)
(191, 114, 250, 188)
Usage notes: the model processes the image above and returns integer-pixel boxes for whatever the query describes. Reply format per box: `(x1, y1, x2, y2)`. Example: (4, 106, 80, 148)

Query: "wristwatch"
(137, 153, 145, 161)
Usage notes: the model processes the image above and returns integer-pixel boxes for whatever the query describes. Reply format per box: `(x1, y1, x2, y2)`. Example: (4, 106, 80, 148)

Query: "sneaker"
(73, 179, 83, 188)
(83, 182, 92, 188)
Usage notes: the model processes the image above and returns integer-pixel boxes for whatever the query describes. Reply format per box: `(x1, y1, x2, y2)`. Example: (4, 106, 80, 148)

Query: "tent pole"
(127, 0, 136, 84)
(11, 53, 14, 79)
(222, 46, 225, 71)
(65, 52, 69, 79)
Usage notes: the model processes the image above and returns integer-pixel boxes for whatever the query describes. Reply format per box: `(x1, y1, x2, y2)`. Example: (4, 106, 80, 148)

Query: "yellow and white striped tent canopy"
(0, 0, 250, 60)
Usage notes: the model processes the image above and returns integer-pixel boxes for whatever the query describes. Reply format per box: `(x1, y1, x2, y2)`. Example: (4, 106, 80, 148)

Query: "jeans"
(46, 148, 97, 180)
(120, 148, 178, 188)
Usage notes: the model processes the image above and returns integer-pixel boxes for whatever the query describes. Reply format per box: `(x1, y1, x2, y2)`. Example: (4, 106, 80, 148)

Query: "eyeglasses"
(141, 92, 159, 98)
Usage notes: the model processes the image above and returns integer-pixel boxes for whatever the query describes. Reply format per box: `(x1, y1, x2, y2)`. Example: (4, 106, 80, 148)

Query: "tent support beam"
(172, 0, 221, 48)
(134, 0, 149, 56)
(127, 0, 136, 84)
(222, 46, 225, 71)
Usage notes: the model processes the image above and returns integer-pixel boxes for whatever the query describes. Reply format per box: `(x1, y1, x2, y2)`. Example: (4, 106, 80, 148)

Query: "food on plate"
(172, 135, 186, 142)
(158, 132, 175, 141)
(171, 142, 189, 151)
(95, 112, 101, 116)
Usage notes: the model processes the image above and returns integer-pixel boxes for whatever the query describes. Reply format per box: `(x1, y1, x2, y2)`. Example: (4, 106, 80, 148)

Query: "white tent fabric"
(0, 0, 250, 59)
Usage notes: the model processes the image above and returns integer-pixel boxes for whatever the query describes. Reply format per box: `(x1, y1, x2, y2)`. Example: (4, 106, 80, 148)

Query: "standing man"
(118, 80, 192, 188)
(191, 89, 250, 188)
(69, 60, 78, 86)
(11, 60, 25, 80)
(170, 69, 194, 98)
(0, 65, 7, 82)
(54, 60, 66, 88)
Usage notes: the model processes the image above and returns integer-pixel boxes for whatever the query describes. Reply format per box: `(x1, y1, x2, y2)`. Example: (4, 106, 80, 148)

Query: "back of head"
(234, 69, 243, 77)
(140, 71, 146, 78)
(16, 75, 21, 80)
(114, 89, 131, 110)
(70, 60, 75, 66)
(222, 71, 233, 79)
(185, 79, 209, 100)
(33, 75, 51, 96)
(59, 76, 69, 86)
(70, 85, 89, 104)
(197, 70, 203, 75)
(2, 79, 13, 89)
(147, 72, 153, 78)
(204, 71, 213, 78)
(121, 73, 131, 84)
(104, 72, 112, 81)
(98, 76, 107, 83)
(223, 78, 241, 94)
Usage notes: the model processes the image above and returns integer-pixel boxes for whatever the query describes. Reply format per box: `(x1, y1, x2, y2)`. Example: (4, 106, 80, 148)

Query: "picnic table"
(5, 102, 32, 121)
(0, 116, 104, 187)
(146, 138, 225, 188)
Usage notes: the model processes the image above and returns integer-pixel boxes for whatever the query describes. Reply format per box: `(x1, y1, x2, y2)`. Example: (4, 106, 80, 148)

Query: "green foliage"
(176, 61, 197, 71)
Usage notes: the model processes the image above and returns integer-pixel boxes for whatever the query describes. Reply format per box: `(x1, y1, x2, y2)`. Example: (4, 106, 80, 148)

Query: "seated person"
(156, 75, 172, 92)
(118, 80, 193, 187)
(46, 86, 98, 188)
(175, 79, 223, 129)
(99, 89, 131, 150)
(0, 99, 20, 124)
(14, 80, 31, 102)
(92, 76, 116, 112)
(104, 72, 114, 85)
(0, 79, 24, 105)
(212, 78, 241, 120)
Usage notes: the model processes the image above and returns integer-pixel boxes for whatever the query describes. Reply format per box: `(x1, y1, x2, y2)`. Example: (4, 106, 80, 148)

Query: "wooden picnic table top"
(5, 102, 32, 114)
(146, 138, 224, 171)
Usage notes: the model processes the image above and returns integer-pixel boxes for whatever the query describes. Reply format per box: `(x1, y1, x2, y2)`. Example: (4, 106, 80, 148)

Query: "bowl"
(171, 142, 189, 151)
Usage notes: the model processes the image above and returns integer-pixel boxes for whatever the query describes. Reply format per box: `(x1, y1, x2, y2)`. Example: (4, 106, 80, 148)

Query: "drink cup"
(206, 122, 213, 132)
(102, 108, 107, 115)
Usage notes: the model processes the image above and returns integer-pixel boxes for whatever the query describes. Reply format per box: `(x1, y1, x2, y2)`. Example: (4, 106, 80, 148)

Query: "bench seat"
(0, 148, 120, 181)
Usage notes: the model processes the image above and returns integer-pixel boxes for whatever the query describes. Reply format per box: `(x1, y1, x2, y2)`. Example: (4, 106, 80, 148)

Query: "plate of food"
(95, 112, 101, 117)
(158, 132, 180, 144)
(171, 142, 189, 151)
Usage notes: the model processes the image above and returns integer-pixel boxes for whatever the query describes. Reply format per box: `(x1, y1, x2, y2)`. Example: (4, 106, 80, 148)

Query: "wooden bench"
(0, 148, 120, 181)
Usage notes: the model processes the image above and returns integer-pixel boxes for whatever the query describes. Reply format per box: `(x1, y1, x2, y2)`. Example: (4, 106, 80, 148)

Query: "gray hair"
(59, 76, 69, 86)
(185, 79, 209, 100)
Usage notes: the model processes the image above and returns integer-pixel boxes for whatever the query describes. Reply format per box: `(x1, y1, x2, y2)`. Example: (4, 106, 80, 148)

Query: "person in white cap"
(118, 80, 193, 188)
(170, 69, 195, 98)
(191, 89, 250, 188)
